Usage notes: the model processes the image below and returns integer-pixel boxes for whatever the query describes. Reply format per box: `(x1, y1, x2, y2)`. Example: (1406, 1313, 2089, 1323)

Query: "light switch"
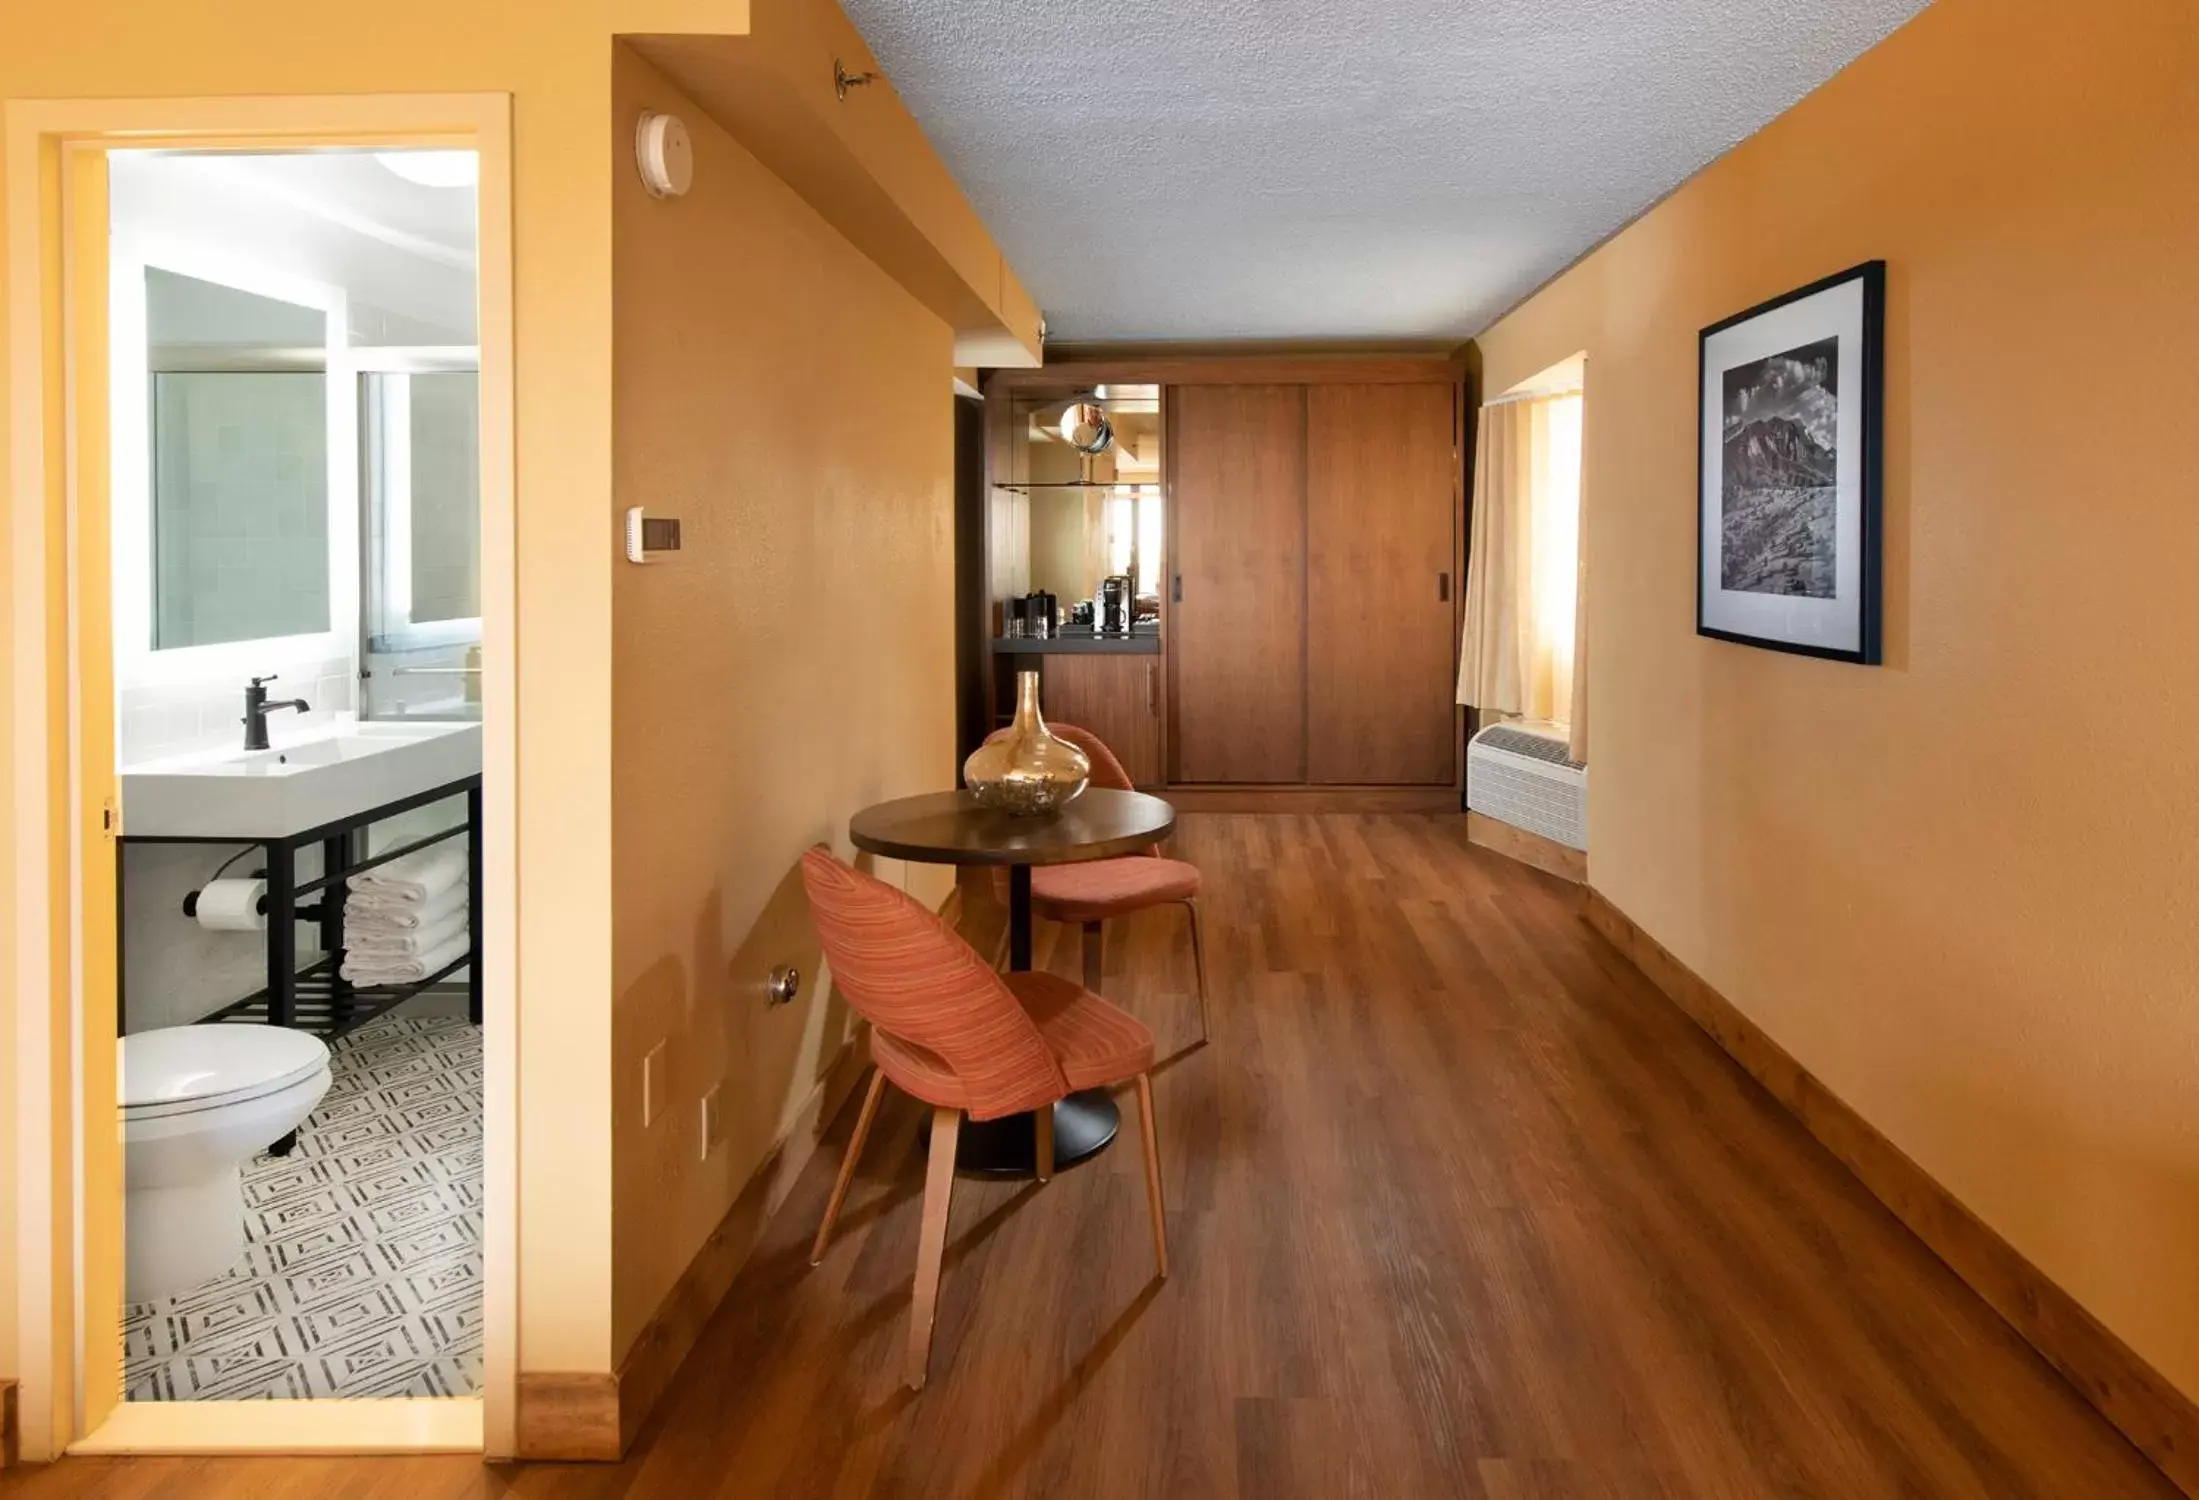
(642, 1041, 667, 1127)
(700, 1084, 722, 1161)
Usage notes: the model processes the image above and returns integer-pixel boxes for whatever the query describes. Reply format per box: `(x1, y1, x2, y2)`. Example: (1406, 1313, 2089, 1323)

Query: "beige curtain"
(1567, 440, 1588, 763)
(1457, 393, 1586, 747)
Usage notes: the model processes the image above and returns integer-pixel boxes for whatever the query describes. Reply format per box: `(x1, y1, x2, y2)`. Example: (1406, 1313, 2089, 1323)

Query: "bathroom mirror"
(359, 353, 484, 720)
(364, 365, 481, 633)
(146, 268, 333, 649)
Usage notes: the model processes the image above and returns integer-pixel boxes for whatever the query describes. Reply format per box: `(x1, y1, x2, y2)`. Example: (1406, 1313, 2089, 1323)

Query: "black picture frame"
(1696, 259, 1884, 664)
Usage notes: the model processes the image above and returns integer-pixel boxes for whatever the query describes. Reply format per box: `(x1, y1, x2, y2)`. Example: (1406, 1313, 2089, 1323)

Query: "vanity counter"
(121, 719, 481, 841)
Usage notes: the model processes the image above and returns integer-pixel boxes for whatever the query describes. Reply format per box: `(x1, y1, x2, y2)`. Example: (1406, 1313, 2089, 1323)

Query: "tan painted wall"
(0, 425, 14, 1384)
(1476, 0, 2199, 1398)
(630, 0, 1044, 368)
(609, 44, 957, 1360)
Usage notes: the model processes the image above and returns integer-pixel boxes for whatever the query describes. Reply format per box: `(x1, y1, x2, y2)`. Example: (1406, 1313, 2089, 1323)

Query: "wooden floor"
(5, 814, 2174, 1498)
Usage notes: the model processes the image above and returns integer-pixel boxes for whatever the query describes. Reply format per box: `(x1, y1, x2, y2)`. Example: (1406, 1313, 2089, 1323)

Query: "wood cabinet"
(1164, 379, 1459, 790)
(1305, 384, 1459, 785)
(1167, 385, 1307, 784)
(1041, 653, 1164, 788)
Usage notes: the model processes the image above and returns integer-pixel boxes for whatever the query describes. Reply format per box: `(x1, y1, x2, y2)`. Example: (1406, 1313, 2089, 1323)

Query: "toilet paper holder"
(181, 874, 326, 924)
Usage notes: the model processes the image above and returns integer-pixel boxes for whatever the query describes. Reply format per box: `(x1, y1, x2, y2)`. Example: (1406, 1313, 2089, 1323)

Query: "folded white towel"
(346, 879, 468, 931)
(340, 929, 470, 985)
(345, 909, 468, 958)
(348, 843, 467, 906)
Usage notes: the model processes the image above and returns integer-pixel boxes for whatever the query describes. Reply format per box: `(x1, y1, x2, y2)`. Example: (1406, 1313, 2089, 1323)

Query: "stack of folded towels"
(340, 842, 471, 986)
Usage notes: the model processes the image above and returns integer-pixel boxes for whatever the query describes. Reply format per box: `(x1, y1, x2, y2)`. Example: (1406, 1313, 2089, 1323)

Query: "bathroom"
(109, 146, 487, 1401)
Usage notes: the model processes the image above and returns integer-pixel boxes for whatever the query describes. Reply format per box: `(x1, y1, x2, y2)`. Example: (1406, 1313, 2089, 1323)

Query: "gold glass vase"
(963, 670, 1091, 816)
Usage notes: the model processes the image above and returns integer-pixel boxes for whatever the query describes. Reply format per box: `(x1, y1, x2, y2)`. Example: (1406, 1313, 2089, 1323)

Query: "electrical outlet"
(642, 1041, 667, 1127)
(699, 1084, 722, 1161)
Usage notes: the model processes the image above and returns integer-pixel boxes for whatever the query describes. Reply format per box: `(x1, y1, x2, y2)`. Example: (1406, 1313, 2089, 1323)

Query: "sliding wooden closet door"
(1169, 385, 1306, 783)
(1305, 383, 1458, 785)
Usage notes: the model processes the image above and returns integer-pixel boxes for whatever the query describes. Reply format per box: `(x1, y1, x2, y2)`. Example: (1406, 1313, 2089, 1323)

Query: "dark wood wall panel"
(1168, 385, 1308, 783)
(1305, 383, 1458, 785)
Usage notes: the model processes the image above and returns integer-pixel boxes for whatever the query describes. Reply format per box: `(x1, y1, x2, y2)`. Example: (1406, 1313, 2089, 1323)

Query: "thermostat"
(635, 111, 693, 198)
(625, 506, 683, 563)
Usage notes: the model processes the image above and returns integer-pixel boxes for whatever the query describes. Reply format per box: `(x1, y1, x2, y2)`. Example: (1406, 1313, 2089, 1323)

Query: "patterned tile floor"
(124, 1012, 484, 1400)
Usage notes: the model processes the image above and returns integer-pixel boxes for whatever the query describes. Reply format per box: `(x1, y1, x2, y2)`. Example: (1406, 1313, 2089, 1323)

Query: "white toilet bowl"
(121, 1024, 331, 1303)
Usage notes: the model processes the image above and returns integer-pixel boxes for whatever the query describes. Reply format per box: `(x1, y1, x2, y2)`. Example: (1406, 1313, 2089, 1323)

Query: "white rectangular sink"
(122, 720, 482, 840)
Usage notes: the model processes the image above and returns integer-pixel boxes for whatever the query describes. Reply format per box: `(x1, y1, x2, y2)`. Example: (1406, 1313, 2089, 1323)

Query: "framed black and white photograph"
(1698, 260, 1884, 663)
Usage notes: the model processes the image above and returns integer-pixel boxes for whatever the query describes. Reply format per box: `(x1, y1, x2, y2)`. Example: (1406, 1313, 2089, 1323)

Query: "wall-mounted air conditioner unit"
(1466, 721, 1585, 851)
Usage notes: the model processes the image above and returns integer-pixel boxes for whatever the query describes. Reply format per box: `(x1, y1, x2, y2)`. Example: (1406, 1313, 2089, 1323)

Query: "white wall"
(122, 842, 333, 1033)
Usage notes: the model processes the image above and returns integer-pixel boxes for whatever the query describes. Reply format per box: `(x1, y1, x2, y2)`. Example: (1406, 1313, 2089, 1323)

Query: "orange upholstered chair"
(986, 722, 1211, 1043)
(800, 845, 1168, 1389)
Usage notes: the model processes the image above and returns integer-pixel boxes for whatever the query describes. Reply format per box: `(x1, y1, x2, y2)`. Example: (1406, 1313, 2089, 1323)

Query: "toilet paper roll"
(193, 878, 267, 932)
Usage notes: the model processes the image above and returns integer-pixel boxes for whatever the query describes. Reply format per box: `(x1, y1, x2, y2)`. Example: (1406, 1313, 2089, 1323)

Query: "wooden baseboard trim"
(609, 1030, 870, 1453)
(1160, 785, 1458, 813)
(514, 1372, 620, 1462)
(1466, 811, 1585, 884)
(1582, 887, 2199, 1496)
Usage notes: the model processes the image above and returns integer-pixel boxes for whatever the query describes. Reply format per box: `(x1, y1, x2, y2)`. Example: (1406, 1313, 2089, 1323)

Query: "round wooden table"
(848, 787, 1176, 1176)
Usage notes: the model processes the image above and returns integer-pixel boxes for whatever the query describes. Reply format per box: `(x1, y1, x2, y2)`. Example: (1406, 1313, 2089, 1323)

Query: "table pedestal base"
(947, 1090, 1119, 1176)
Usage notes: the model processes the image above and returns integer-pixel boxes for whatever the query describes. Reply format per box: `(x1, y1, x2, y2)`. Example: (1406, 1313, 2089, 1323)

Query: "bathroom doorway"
(4, 96, 516, 1456)
(111, 145, 485, 1403)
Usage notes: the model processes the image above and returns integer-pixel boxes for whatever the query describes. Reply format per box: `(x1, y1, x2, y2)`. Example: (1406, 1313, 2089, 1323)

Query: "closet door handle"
(1147, 659, 1158, 713)
(1172, 574, 1182, 604)
(1438, 571, 1451, 603)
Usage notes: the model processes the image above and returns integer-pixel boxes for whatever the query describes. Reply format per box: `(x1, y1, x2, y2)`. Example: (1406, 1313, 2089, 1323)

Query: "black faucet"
(242, 674, 311, 751)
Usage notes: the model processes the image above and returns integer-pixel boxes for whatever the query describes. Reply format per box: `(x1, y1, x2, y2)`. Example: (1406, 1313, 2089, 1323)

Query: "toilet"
(120, 1024, 332, 1303)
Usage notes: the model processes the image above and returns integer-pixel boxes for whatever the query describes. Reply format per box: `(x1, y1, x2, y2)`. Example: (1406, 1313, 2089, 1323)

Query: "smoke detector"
(635, 111, 693, 199)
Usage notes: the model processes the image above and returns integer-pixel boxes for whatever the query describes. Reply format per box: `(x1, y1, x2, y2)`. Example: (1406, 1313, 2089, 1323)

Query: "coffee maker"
(1099, 575, 1133, 636)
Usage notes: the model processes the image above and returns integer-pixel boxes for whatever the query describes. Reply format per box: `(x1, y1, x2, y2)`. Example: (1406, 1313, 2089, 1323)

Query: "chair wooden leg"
(906, 1107, 961, 1390)
(1182, 897, 1211, 1045)
(1081, 919, 1105, 993)
(1035, 1101, 1055, 1182)
(1134, 1073, 1168, 1280)
(811, 1069, 886, 1266)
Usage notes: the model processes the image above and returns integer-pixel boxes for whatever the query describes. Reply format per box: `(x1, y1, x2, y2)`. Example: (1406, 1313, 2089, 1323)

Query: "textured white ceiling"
(838, 0, 1930, 342)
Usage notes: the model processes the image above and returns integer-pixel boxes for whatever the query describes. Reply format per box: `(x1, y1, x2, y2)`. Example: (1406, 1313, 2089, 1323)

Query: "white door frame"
(5, 93, 518, 1459)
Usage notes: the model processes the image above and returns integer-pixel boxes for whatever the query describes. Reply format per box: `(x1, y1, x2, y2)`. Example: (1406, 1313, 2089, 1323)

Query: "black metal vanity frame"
(118, 773, 482, 1041)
